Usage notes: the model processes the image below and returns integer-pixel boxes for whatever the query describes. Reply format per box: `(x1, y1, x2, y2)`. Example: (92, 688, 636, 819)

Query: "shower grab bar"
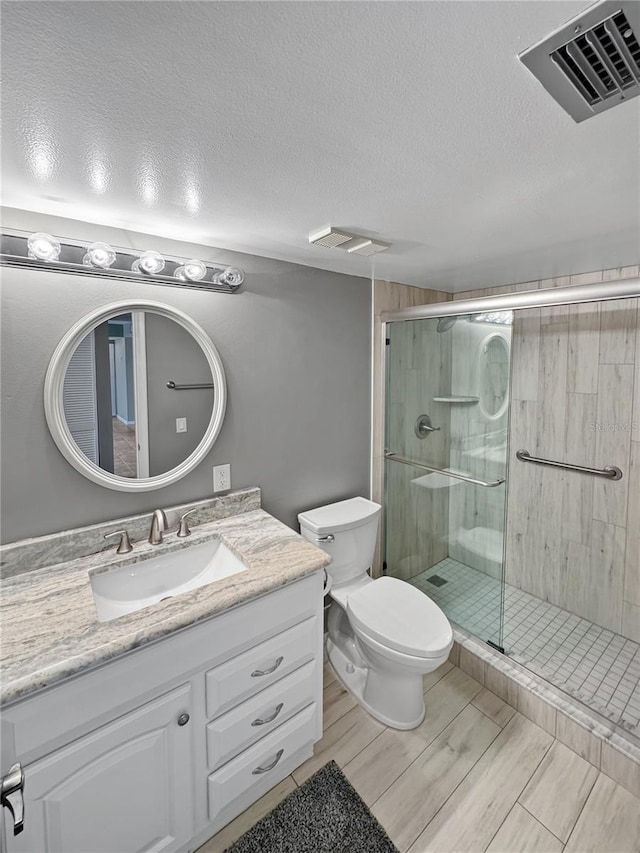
(516, 449, 623, 481)
(384, 453, 506, 488)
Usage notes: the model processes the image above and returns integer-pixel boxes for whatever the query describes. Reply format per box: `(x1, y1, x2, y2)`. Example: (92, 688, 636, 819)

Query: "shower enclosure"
(383, 276, 640, 745)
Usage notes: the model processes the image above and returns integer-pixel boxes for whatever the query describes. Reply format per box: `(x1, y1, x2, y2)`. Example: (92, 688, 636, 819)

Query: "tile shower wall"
(447, 319, 511, 580)
(371, 280, 451, 574)
(385, 317, 452, 578)
(455, 267, 640, 640)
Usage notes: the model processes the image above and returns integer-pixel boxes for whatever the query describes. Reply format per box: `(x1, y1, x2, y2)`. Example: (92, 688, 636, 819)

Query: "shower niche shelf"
(433, 396, 479, 404)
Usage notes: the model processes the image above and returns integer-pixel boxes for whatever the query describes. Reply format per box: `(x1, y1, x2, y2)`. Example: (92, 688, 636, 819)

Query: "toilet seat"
(347, 576, 452, 659)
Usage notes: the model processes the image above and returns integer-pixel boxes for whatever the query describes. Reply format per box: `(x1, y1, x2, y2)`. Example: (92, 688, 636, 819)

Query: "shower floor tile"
(410, 558, 640, 739)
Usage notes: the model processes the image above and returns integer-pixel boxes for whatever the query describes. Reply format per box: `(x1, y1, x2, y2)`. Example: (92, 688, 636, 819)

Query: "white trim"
(115, 415, 136, 426)
(132, 311, 150, 478)
(44, 300, 227, 493)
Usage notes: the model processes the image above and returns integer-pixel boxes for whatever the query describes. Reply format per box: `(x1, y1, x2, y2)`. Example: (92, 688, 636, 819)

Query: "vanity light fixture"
(84, 242, 117, 269)
(175, 259, 207, 282)
(132, 250, 165, 275)
(212, 266, 244, 287)
(0, 229, 244, 294)
(27, 232, 61, 261)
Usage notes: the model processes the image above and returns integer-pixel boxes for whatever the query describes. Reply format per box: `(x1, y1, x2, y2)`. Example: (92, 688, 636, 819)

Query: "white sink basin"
(90, 538, 246, 622)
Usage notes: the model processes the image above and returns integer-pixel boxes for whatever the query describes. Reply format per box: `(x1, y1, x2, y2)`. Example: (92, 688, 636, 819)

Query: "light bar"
(0, 229, 244, 293)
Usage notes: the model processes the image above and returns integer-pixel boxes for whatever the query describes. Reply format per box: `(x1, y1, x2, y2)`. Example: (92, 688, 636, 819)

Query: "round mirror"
(44, 300, 227, 491)
(476, 332, 510, 420)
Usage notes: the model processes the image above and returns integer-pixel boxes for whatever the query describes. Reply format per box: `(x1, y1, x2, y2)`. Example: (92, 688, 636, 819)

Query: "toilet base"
(326, 638, 426, 730)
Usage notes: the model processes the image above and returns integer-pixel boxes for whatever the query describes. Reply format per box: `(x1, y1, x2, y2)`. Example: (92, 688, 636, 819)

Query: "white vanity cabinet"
(1, 571, 324, 853)
(6, 685, 194, 853)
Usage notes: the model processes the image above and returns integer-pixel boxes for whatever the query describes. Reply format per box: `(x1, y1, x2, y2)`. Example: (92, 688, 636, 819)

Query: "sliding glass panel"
(501, 299, 640, 743)
(384, 311, 512, 650)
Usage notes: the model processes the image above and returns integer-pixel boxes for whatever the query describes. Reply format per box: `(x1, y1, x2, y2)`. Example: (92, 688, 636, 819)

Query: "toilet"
(298, 497, 453, 730)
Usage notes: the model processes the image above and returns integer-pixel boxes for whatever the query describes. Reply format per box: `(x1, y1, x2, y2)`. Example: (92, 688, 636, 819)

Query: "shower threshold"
(410, 558, 640, 742)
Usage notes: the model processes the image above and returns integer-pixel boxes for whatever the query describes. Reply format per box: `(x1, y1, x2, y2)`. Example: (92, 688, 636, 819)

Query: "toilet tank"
(298, 497, 381, 586)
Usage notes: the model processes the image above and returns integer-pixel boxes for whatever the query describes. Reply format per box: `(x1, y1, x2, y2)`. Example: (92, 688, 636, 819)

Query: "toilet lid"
(347, 577, 452, 658)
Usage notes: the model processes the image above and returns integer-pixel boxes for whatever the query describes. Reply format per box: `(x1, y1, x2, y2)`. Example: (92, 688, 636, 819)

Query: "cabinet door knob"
(177, 713, 190, 727)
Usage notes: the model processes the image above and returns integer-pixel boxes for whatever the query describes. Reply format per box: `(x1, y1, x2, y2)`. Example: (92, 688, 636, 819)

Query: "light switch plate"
(176, 417, 187, 433)
(213, 463, 231, 493)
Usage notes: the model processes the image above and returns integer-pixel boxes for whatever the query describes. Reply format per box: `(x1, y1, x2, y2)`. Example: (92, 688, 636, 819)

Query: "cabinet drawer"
(208, 703, 316, 821)
(205, 617, 316, 718)
(207, 660, 317, 770)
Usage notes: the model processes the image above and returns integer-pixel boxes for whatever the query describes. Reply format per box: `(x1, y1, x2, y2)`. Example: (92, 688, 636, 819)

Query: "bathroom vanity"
(0, 492, 329, 853)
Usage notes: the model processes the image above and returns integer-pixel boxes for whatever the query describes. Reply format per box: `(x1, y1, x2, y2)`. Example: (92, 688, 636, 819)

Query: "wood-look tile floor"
(198, 662, 640, 853)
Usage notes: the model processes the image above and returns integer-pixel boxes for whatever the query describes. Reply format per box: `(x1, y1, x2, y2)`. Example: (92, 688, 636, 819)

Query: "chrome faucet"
(148, 509, 168, 545)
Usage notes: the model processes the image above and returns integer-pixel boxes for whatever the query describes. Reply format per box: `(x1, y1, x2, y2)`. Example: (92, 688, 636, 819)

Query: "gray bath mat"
(224, 760, 399, 853)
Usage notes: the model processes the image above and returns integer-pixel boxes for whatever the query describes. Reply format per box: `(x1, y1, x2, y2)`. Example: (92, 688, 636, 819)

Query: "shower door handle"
(385, 453, 505, 488)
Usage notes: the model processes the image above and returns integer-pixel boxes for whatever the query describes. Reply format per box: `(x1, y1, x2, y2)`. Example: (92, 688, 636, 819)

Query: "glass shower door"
(384, 311, 512, 650)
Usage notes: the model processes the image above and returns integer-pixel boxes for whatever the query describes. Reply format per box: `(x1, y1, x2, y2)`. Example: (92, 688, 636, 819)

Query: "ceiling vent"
(309, 226, 390, 254)
(346, 238, 390, 256)
(520, 1, 640, 122)
(308, 227, 354, 248)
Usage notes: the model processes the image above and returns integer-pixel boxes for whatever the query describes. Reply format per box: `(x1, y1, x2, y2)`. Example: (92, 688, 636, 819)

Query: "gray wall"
(145, 312, 215, 476)
(0, 209, 371, 543)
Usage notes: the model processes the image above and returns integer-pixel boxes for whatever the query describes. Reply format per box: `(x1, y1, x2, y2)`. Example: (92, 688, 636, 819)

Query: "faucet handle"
(104, 530, 133, 554)
(177, 509, 198, 538)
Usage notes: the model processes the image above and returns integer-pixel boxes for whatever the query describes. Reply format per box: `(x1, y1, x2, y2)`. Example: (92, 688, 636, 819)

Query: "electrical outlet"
(213, 463, 231, 493)
(176, 417, 187, 433)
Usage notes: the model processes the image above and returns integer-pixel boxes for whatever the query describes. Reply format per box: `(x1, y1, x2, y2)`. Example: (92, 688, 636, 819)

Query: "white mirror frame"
(44, 299, 227, 492)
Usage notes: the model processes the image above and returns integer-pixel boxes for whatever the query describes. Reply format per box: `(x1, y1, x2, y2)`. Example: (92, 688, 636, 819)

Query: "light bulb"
(85, 242, 116, 268)
(132, 251, 165, 275)
(213, 266, 244, 287)
(173, 266, 187, 281)
(27, 232, 61, 261)
(182, 259, 207, 281)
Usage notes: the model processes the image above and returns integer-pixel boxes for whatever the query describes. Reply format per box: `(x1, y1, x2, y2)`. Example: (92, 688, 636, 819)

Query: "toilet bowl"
(298, 497, 453, 730)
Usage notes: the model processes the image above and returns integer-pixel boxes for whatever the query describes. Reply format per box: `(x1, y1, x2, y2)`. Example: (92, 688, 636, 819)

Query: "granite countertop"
(0, 508, 331, 706)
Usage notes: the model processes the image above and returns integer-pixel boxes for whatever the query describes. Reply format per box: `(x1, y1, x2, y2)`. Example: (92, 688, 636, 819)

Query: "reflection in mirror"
(63, 311, 214, 479)
(477, 333, 509, 418)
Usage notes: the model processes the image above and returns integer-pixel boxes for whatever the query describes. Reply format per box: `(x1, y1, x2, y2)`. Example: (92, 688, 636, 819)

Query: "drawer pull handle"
(251, 656, 284, 678)
(251, 703, 284, 727)
(252, 749, 284, 775)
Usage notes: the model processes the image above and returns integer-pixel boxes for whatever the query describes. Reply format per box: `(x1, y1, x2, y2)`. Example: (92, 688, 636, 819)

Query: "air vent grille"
(520, 2, 640, 122)
(308, 227, 353, 248)
(308, 226, 390, 254)
(552, 11, 639, 105)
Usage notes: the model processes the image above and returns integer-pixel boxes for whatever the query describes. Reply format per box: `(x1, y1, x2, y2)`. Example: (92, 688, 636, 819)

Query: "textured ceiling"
(1, 1, 638, 291)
